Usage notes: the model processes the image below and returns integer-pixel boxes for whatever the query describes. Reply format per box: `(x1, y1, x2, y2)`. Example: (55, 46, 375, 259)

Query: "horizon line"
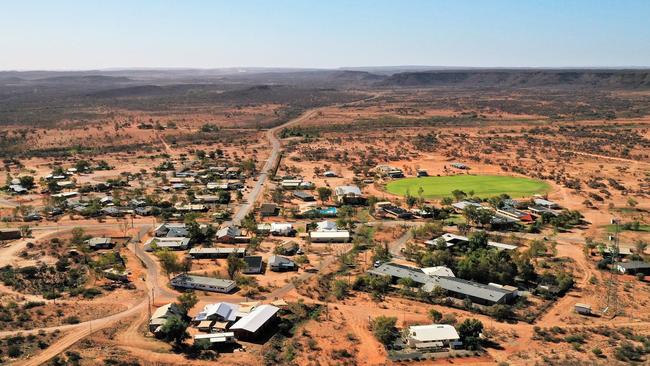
(2, 65, 650, 73)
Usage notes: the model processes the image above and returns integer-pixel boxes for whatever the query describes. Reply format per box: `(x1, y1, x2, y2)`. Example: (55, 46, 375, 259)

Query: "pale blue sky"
(1, 0, 649, 70)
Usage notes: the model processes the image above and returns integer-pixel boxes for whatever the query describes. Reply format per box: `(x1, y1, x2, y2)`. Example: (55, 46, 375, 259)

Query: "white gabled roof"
(271, 223, 293, 232)
(195, 302, 240, 322)
(316, 220, 338, 231)
(335, 185, 362, 196)
(229, 304, 279, 333)
(409, 324, 460, 342)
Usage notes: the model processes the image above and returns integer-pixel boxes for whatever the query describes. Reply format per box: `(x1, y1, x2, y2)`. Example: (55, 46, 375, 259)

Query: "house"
(269, 223, 294, 236)
(451, 200, 482, 212)
(155, 223, 189, 238)
(23, 213, 42, 222)
(86, 237, 115, 250)
(0, 228, 21, 241)
(370, 262, 516, 305)
(496, 206, 534, 222)
(425, 233, 517, 251)
(281, 179, 314, 190)
(103, 268, 129, 282)
(316, 220, 338, 231)
(268, 255, 297, 272)
(135, 206, 154, 216)
(170, 274, 236, 293)
(149, 303, 184, 333)
(144, 237, 190, 251)
(575, 303, 592, 315)
(194, 302, 242, 323)
(51, 191, 79, 199)
(309, 220, 349, 243)
(57, 180, 75, 188)
(533, 198, 560, 209)
(614, 261, 650, 275)
(101, 206, 122, 217)
(216, 226, 242, 243)
(407, 324, 460, 349)
(334, 185, 364, 205)
(602, 246, 633, 257)
(260, 203, 279, 217)
(309, 230, 350, 243)
(9, 185, 27, 194)
(188, 247, 246, 259)
(293, 191, 316, 202)
(242, 256, 264, 274)
(528, 205, 559, 216)
(381, 204, 414, 219)
(100, 196, 113, 205)
(175, 203, 208, 212)
(230, 304, 280, 340)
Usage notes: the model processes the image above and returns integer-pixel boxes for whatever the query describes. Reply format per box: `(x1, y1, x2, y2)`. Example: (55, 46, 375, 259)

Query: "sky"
(1, 0, 649, 70)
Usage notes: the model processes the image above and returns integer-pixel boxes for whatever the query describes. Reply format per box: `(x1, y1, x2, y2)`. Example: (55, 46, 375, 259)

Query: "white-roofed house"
(334, 185, 364, 205)
(309, 221, 349, 243)
(407, 324, 460, 349)
(193, 302, 243, 323)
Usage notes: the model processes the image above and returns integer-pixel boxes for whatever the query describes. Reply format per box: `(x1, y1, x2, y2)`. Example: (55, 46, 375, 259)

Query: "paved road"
(231, 109, 322, 225)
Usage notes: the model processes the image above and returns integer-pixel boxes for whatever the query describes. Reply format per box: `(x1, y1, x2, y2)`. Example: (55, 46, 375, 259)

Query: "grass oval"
(385, 175, 550, 199)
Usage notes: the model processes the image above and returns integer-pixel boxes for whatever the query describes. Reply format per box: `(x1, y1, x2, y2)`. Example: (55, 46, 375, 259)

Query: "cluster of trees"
(156, 293, 198, 348)
(370, 315, 484, 351)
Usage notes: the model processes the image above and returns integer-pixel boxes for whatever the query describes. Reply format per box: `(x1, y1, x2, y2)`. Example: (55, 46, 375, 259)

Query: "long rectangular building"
(170, 274, 236, 293)
(369, 262, 516, 305)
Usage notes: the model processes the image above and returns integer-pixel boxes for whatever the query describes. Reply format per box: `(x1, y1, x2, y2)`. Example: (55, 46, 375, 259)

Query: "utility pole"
(604, 217, 620, 318)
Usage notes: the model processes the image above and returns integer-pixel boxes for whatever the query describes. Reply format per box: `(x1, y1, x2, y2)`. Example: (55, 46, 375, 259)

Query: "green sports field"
(385, 175, 550, 199)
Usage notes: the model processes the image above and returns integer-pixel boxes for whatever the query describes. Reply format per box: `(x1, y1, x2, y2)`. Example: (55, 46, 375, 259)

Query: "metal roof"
(230, 304, 279, 333)
(194, 302, 240, 322)
(335, 185, 362, 196)
(409, 324, 460, 342)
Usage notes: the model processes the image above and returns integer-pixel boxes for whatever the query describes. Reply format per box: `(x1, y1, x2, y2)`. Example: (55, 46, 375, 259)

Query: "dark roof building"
(293, 191, 316, 201)
(260, 203, 279, 217)
(369, 262, 516, 305)
(242, 256, 264, 274)
(615, 261, 650, 275)
(268, 255, 297, 272)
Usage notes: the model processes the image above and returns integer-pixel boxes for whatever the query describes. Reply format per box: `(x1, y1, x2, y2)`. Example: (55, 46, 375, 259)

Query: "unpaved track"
(9, 225, 156, 366)
(14, 95, 382, 363)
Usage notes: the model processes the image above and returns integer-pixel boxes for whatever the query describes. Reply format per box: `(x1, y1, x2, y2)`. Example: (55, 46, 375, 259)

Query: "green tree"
(18, 176, 35, 190)
(317, 187, 332, 203)
(428, 308, 443, 322)
(332, 279, 350, 300)
(160, 315, 189, 346)
(227, 252, 244, 280)
(370, 316, 397, 345)
(458, 318, 484, 350)
(156, 250, 182, 278)
(176, 292, 198, 314)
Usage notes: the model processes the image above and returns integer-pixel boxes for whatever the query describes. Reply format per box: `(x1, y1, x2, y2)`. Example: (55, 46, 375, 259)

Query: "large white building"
(407, 324, 460, 349)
